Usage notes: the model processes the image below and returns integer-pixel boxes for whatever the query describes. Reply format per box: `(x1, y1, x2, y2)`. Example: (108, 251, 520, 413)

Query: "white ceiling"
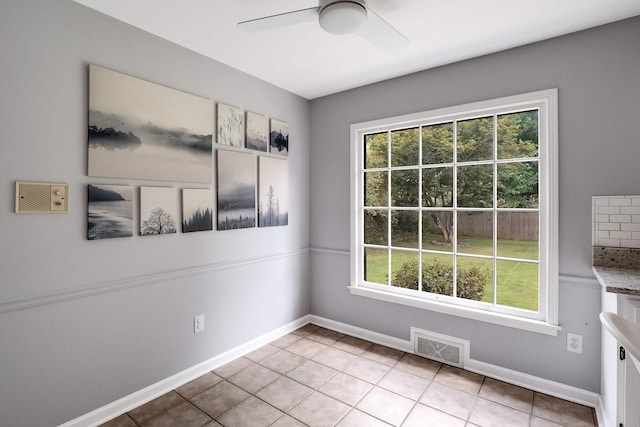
(74, 0, 640, 100)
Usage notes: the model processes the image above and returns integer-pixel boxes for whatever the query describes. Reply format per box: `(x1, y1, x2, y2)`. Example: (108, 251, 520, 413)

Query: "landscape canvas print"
(88, 64, 213, 183)
(270, 119, 289, 156)
(246, 111, 269, 152)
(217, 150, 256, 230)
(217, 103, 244, 147)
(87, 184, 133, 240)
(182, 189, 213, 233)
(259, 156, 289, 227)
(140, 187, 178, 235)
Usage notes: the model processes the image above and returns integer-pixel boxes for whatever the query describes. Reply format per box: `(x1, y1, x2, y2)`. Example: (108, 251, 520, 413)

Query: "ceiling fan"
(238, 0, 409, 53)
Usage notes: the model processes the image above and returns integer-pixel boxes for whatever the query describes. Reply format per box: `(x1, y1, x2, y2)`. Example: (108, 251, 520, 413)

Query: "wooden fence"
(425, 211, 538, 241)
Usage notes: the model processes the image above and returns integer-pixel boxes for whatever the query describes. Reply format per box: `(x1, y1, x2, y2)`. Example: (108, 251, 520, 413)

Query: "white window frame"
(350, 89, 560, 336)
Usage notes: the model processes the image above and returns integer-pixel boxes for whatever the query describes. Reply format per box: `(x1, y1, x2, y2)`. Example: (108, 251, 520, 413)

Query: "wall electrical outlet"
(567, 333, 582, 354)
(194, 314, 205, 334)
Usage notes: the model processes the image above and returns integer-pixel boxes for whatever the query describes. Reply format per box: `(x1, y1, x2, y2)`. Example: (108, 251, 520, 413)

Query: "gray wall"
(309, 16, 640, 393)
(0, 1, 310, 426)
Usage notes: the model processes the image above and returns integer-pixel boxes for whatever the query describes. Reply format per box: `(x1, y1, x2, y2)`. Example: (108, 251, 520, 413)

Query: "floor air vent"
(412, 328, 469, 368)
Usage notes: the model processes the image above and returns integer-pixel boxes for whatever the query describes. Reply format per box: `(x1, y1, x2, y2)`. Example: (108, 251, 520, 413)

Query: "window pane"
(391, 127, 419, 167)
(391, 169, 419, 206)
(497, 110, 538, 159)
(422, 211, 453, 250)
(390, 250, 419, 290)
(496, 260, 538, 311)
(364, 247, 387, 285)
(456, 256, 493, 302)
(422, 253, 454, 296)
(497, 161, 538, 208)
(457, 211, 493, 256)
(457, 164, 493, 208)
(364, 210, 387, 245)
(457, 116, 493, 162)
(422, 122, 453, 164)
(497, 212, 538, 260)
(423, 167, 453, 207)
(364, 171, 388, 207)
(391, 210, 419, 248)
(364, 132, 387, 169)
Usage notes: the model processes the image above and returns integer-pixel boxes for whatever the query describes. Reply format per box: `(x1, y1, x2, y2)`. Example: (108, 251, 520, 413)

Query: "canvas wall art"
(217, 150, 256, 230)
(217, 103, 244, 147)
(182, 189, 213, 232)
(246, 111, 269, 152)
(87, 184, 133, 240)
(270, 119, 289, 156)
(140, 187, 178, 235)
(88, 64, 213, 183)
(259, 156, 289, 227)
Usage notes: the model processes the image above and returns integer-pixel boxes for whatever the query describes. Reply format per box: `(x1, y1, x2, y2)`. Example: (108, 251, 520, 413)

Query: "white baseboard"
(62, 314, 604, 427)
(595, 394, 610, 427)
(309, 315, 413, 353)
(309, 315, 602, 411)
(58, 315, 311, 427)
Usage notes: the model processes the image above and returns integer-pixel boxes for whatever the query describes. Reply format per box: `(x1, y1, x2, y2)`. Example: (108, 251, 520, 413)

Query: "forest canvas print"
(87, 184, 133, 240)
(88, 65, 213, 183)
(270, 119, 289, 156)
(140, 187, 178, 235)
(182, 189, 213, 232)
(217, 150, 256, 230)
(217, 103, 244, 147)
(259, 156, 289, 227)
(246, 111, 269, 152)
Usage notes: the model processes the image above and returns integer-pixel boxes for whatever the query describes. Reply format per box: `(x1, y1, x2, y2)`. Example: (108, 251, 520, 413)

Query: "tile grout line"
(102, 325, 596, 427)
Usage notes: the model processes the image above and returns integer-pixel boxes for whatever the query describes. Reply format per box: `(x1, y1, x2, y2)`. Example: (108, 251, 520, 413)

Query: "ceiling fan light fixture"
(319, 0, 367, 35)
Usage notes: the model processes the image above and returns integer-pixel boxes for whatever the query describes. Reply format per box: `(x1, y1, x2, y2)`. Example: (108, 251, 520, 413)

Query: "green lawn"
(365, 235, 539, 311)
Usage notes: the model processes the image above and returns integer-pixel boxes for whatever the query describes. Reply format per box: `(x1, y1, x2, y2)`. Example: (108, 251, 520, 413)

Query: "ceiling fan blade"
(356, 9, 409, 53)
(238, 7, 319, 32)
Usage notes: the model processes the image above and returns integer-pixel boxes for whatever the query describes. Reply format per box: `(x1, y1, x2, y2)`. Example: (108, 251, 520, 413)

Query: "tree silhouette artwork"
(141, 207, 176, 235)
(261, 185, 288, 227)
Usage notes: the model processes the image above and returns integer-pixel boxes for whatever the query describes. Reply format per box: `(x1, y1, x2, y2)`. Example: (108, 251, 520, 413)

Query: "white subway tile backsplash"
(593, 195, 640, 247)
(610, 214, 632, 223)
(598, 206, 620, 215)
(621, 207, 640, 215)
(621, 240, 640, 249)
(610, 198, 632, 206)
(599, 238, 621, 247)
(610, 231, 632, 239)
(599, 223, 620, 231)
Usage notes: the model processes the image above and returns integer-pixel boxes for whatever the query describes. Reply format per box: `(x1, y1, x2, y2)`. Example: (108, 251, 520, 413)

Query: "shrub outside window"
(350, 90, 558, 334)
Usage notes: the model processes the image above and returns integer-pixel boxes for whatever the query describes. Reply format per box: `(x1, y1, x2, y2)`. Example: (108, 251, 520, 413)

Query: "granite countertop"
(593, 266, 640, 296)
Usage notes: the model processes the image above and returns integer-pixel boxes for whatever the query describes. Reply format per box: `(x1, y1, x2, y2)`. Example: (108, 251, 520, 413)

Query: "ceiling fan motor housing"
(319, 0, 367, 35)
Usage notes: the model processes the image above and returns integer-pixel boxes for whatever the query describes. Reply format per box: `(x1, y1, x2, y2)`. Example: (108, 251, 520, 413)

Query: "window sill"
(348, 285, 561, 336)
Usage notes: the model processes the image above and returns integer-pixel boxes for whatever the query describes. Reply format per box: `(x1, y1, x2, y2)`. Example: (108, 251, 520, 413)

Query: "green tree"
(364, 111, 539, 242)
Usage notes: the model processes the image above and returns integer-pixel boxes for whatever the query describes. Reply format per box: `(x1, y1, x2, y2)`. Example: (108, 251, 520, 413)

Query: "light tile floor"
(100, 324, 597, 427)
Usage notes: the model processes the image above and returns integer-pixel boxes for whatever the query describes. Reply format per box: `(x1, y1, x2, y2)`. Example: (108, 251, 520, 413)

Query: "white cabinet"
(619, 299, 640, 427)
(602, 294, 640, 427)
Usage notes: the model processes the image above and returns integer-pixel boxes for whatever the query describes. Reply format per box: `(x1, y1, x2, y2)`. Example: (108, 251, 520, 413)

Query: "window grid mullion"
(492, 113, 498, 306)
(386, 130, 392, 287)
(418, 126, 423, 292)
(452, 120, 458, 299)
